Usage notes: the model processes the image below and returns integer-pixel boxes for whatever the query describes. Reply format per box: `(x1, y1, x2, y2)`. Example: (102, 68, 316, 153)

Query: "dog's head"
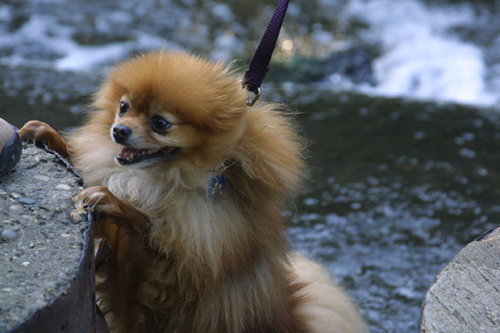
(94, 51, 248, 169)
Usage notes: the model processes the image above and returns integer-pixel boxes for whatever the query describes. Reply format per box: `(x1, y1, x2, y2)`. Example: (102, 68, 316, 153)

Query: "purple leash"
(242, 0, 289, 106)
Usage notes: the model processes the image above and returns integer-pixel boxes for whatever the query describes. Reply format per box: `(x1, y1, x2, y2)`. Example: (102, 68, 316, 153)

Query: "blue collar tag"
(207, 173, 226, 200)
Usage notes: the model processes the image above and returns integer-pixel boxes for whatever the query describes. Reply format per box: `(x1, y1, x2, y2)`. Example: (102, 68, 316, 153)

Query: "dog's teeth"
(117, 146, 178, 165)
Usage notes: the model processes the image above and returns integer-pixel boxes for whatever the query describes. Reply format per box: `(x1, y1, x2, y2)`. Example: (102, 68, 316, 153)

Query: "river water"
(1, 0, 499, 332)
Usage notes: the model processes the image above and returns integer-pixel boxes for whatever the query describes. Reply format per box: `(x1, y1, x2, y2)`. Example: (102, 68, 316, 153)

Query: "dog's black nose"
(112, 124, 131, 144)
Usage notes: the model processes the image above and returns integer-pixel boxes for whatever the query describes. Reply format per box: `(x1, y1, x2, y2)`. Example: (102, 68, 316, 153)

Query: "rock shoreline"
(0, 144, 89, 332)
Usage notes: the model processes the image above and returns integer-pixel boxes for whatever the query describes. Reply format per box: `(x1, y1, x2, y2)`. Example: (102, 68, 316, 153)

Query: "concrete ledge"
(0, 144, 95, 332)
(420, 227, 500, 332)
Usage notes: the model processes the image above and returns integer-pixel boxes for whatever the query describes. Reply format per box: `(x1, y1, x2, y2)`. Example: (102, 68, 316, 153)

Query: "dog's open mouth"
(116, 146, 179, 165)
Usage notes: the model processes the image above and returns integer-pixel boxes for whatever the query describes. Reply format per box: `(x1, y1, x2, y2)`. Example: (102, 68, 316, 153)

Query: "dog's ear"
(205, 94, 248, 133)
(231, 103, 306, 198)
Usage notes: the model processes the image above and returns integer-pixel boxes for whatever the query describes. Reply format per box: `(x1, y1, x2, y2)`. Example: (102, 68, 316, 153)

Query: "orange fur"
(20, 51, 367, 332)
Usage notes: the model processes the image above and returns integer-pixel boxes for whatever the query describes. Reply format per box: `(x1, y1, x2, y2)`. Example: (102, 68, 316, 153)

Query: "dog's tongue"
(119, 147, 141, 158)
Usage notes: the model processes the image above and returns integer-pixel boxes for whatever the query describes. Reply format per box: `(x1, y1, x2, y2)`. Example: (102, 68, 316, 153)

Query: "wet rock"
(269, 45, 378, 85)
(324, 46, 378, 85)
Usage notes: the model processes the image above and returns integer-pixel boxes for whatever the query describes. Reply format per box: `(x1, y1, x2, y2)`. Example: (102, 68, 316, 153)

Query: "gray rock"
(19, 197, 36, 205)
(0, 144, 88, 330)
(56, 184, 71, 191)
(33, 175, 50, 182)
(1, 229, 17, 240)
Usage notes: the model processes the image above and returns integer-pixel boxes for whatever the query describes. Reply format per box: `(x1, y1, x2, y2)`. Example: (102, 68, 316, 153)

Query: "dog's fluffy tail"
(289, 254, 368, 333)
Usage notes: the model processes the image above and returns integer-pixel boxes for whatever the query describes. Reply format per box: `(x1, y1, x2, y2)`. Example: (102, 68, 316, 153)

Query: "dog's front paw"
(75, 186, 148, 240)
(19, 120, 55, 145)
(74, 186, 120, 218)
(18, 120, 69, 158)
(75, 186, 128, 245)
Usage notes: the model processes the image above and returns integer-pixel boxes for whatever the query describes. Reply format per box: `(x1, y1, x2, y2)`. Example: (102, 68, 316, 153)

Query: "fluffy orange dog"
(19, 51, 366, 332)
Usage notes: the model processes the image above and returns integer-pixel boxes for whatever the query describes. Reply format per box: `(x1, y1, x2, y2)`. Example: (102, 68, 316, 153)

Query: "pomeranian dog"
(19, 51, 367, 332)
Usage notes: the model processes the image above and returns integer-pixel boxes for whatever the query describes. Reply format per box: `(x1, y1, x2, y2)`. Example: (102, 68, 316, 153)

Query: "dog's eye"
(151, 115, 171, 134)
(119, 101, 129, 116)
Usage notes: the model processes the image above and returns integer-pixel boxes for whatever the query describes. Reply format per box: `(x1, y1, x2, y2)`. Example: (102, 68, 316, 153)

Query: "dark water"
(1, 0, 500, 332)
(289, 91, 500, 330)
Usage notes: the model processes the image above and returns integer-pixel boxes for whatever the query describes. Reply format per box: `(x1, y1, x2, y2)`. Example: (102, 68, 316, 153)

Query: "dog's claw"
(75, 186, 109, 212)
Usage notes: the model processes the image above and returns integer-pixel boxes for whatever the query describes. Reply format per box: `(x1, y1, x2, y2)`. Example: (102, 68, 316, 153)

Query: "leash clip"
(246, 87, 261, 106)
